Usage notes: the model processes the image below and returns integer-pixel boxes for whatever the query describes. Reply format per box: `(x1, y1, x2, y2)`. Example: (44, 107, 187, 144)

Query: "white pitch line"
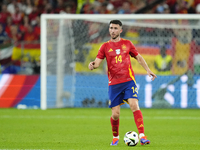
(0, 115, 200, 120)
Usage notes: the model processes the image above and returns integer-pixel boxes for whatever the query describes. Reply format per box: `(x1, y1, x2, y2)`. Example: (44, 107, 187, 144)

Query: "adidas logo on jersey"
(108, 49, 113, 52)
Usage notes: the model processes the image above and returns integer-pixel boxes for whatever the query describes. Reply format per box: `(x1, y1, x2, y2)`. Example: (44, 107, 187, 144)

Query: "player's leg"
(128, 98, 150, 145)
(108, 83, 126, 146)
(110, 105, 120, 146)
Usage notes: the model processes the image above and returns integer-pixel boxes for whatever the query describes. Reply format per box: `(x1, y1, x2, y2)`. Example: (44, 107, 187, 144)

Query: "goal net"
(41, 14, 200, 109)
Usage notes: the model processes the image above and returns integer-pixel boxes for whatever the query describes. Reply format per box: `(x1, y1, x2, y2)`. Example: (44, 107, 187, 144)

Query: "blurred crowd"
(0, 0, 200, 45)
(0, 0, 200, 75)
(79, 0, 200, 14)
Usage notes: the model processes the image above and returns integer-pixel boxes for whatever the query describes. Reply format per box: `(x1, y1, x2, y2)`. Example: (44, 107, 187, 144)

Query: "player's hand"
(147, 70, 157, 81)
(88, 61, 95, 70)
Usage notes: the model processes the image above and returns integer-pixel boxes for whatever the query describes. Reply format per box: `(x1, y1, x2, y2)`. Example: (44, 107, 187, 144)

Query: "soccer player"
(88, 20, 157, 146)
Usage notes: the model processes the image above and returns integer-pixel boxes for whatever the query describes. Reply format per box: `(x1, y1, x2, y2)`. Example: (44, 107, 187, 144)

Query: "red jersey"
(96, 38, 138, 85)
(23, 31, 39, 42)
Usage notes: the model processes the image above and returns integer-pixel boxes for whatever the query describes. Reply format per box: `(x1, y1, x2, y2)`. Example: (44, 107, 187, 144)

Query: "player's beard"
(111, 34, 119, 40)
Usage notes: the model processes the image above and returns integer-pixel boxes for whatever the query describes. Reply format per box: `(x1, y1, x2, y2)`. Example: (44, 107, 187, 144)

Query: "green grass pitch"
(0, 108, 200, 150)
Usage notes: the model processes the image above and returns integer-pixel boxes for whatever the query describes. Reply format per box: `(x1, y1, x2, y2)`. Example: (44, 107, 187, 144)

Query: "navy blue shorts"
(108, 80, 139, 108)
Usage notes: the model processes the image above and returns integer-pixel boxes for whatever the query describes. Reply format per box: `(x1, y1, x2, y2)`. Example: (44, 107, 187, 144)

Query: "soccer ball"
(124, 131, 139, 146)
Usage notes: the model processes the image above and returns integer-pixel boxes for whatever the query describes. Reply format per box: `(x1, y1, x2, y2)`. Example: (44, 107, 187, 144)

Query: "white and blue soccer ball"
(124, 131, 139, 146)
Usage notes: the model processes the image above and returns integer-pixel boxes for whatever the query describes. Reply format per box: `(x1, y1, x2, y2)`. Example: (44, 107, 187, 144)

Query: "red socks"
(133, 110, 144, 134)
(110, 117, 119, 137)
(110, 110, 144, 137)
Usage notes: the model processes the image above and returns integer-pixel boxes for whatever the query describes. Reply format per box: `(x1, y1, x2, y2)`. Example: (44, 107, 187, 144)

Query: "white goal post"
(41, 14, 200, 110)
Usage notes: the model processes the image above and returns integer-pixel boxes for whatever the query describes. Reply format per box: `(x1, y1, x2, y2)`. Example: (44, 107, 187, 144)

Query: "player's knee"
(129, 100, 139, 112)
(130, 104, 139, 112)
(112, 111, 120, 120)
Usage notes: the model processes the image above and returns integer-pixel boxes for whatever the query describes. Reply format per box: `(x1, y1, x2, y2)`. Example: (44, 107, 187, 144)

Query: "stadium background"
(0, 0, 200, 109)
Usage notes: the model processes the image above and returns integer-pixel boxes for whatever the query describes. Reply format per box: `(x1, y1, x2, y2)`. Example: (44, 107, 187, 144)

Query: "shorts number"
(132, 87, 138, 94)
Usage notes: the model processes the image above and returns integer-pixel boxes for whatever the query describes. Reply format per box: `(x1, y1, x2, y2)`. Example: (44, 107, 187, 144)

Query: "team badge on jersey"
(115, 49, 120, 55)
(122, 44, 127, 50)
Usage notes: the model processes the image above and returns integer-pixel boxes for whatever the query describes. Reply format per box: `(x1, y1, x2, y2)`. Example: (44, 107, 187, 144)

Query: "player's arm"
(88, 58, 104, 70)
(135, 54, 157, 81)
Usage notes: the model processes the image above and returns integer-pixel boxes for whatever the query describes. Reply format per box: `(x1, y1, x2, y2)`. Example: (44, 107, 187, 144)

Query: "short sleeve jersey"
(96, 38, 138, 85)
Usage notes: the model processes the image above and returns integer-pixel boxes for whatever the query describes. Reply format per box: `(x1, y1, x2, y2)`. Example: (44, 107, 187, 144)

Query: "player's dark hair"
(109, 20, 122, 27)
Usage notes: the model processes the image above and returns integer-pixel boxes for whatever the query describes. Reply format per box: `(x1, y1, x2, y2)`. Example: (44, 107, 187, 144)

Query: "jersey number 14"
(115, 55, 122, 63)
